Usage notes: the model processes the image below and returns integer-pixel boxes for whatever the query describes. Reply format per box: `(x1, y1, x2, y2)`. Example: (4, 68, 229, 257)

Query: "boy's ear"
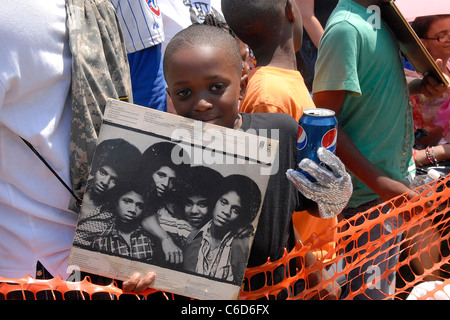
(285, 0, 296, 23)
(240, 74, 248, 100)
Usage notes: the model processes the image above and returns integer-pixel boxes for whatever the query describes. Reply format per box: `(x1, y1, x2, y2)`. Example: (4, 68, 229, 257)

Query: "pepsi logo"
(321, 128, 337, 153)
(297, 125, 307, 150)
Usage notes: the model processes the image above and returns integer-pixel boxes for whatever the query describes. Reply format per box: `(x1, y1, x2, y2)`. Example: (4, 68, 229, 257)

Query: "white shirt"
(0, 1, 78, 278)
(110, 0, 165, 53)
(159, 0, 224, 53)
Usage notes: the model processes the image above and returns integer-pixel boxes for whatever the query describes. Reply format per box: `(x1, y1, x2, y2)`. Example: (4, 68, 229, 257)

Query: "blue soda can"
(296, 108, 338, 181)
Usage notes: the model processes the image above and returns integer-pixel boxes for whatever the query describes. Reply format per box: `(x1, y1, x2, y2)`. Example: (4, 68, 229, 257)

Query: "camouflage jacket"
(66, 0, 132, 212)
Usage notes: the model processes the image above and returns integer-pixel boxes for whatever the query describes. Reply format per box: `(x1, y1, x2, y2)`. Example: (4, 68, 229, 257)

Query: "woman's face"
(116, 191, 144, 223)
(212, 191, 241, 229)
(152, 166, 176, 197)
(422, 17, 450, 60)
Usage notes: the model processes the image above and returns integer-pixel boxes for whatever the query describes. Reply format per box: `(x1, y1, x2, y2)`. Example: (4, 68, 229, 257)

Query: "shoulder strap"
(20, 137, 83, 208)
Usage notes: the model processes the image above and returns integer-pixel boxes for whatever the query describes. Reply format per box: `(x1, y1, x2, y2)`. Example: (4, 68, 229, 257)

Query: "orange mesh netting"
(2, 173, 450, 300)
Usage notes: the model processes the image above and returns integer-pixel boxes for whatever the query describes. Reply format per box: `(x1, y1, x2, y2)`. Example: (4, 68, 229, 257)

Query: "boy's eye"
(175, 88, 192, 98)
(210, 83, 226, 92)
(231, 206, 240, 216)
(220, 198, 228, 206)
(136, 203, 144, 211)
(157, 171, 167, 178)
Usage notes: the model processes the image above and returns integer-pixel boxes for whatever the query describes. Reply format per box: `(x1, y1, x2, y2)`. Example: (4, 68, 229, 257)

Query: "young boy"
(220, 0, 315, 122)
(220, 0, 337, 261)
(163, 23, 350, 297)
(180, 166, 224, 230)
(92, 181, 158, 263)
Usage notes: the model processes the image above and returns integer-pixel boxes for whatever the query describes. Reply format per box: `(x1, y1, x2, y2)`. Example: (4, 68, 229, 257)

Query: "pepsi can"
(296, 108, 338, 181)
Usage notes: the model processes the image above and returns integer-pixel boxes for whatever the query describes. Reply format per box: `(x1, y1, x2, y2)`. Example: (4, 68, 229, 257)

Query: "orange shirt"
(239, 66, 316, 121)
(240, 66, 336, 259)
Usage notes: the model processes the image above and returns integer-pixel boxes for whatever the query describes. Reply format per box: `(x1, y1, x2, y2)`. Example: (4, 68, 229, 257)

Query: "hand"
(161, 236, 183, 264)
(305, 268, 342, 300)
(122, 272, 156, 294)
(419, 59, 449, 97)
(420, 73, 447, 97)
(303, 251, 342, 300)
(286, 147, 352, 219)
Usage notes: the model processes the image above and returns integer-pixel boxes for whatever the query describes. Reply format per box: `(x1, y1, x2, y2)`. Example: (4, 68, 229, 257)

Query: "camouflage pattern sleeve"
(66, 0, 133, 212)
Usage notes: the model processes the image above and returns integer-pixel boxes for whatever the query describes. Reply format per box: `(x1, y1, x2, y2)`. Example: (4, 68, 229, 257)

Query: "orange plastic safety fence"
(240, 173, 450, 300)
(1, 174, 450, 300)
(0, 275, 167, 300)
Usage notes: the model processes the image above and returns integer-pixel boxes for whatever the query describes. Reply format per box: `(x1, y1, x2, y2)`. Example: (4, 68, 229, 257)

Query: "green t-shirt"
(313, 0, 414, 208)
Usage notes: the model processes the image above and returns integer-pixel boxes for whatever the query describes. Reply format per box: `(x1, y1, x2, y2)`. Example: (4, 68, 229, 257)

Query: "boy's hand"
(122, 272, 156, 294)
(286, 148, 352, 219)
(161, 236, 183, 264)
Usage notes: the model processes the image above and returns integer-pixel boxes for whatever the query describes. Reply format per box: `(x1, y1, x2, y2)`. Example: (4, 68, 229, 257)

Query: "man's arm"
(296, 0, 324, 48)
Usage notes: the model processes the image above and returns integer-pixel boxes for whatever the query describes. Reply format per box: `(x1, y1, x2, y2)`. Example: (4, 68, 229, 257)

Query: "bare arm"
(415, 144, 450, 166)
(141, 214, 183, 264)
(294, 227, 341, 299)
(296, 0, 324, 48)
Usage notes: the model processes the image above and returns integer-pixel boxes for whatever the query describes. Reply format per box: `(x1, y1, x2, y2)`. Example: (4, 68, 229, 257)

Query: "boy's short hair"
(163, 23, 242, 77)
(221, 0, 285, 49)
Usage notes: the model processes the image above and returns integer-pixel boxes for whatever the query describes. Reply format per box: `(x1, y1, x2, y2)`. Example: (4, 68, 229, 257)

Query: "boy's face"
(152, 166, 176, 197)
(212, 191, 241, 230)
(93, 165, 118, 196)
(116, 191, 144, 224)
(165, 45, 241, 129)
(184, 195, 209, 229)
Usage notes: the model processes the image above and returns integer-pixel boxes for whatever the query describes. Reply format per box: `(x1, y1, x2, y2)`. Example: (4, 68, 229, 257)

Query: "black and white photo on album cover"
(69, 99, 276, 300)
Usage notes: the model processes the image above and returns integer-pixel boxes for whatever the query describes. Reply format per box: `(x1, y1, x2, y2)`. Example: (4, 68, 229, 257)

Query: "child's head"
(89, 138, 142, 199)
(108, 180, 148, 226)
(211, 174, 261, 231)
(180, 166, 224, 229)
(221, 0, 303, 52)
(139, 142, 189, 199)
(163, 24, 243, 129)
(116, 190, 145, 225)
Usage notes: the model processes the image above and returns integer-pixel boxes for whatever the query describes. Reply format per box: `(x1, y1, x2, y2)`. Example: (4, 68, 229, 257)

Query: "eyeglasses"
(422, 34, 450, 43)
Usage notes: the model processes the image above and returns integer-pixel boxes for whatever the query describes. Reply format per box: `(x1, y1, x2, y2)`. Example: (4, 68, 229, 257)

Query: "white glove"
(286, 147, 352, 219)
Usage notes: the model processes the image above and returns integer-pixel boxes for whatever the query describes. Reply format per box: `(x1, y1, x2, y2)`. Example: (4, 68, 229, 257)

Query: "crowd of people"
(0, 0, 449, 299)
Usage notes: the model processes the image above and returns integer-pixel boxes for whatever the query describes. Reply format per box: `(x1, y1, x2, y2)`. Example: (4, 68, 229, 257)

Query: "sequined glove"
(286, 147, 352, 219)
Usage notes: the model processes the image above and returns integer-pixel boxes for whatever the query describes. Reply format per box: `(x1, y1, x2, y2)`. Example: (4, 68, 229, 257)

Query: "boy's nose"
(223, 206, 232, 217)
(194, 98, 213, 111)
(99, 177, 110, 186)
(161, 178, 170, 187)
